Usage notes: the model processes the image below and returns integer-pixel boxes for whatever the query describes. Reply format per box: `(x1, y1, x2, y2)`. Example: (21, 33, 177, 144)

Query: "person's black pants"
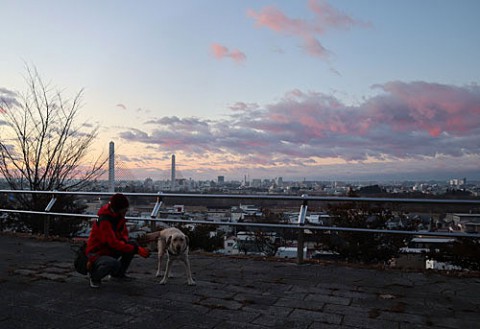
(89, 241, 137, 281)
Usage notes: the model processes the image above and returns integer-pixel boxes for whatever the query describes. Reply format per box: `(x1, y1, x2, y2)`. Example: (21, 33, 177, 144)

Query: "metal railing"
(1, 189, 479, 263)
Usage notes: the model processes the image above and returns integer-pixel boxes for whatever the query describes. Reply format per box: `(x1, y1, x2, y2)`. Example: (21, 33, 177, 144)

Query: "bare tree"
(0, 65, 107, 234)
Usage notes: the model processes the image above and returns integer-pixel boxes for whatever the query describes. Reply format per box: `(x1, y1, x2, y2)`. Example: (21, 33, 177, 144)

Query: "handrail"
(0, 207, 477, 238)
(1, 189, 479, 239)
(1, 189, 479, 265)
(1, 189, 479, 205)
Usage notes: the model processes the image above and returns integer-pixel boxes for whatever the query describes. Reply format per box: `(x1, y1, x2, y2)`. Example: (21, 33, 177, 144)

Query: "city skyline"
(111, 151, 480, 183)
(1, 1, 479, 182)
(114, 151, 476, 184)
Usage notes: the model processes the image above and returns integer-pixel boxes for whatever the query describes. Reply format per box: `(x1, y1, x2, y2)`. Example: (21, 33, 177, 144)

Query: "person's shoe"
(88, 272, 101, 288)
(89, 277, 101, 288)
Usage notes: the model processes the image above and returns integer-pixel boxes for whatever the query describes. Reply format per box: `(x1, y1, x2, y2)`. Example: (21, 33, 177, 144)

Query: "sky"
(1, 0, 480, 182)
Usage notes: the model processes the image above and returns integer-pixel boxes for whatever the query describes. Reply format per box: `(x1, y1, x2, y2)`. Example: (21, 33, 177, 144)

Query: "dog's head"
(166, 232, 189, 255)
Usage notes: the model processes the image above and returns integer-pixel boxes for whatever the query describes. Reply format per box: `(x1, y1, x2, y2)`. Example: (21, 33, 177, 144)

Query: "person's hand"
(138, 246, 150, 258)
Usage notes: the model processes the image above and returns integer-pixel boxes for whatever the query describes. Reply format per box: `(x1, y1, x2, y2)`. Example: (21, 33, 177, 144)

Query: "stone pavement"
(1, 234, 479, 329)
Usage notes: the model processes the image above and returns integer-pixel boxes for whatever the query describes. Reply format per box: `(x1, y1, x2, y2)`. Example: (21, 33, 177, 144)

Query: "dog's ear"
(166, 235, 173, 247)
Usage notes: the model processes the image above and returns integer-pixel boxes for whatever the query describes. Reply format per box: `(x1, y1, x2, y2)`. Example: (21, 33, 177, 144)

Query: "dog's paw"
(187, 279, 196, 286)
(155, 271, 162, 277)
(159, 278, 167, 285)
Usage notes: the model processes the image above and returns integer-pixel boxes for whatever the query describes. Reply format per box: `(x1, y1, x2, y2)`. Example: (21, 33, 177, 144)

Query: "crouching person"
(86, 193, 150, 288)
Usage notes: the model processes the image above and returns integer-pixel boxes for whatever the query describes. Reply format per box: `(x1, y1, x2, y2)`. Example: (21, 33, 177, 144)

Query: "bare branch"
(0, 65, 107, 196)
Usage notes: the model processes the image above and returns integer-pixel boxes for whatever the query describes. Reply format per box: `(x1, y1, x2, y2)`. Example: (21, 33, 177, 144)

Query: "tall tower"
(108, 141, 115, 192)
(171, 154, 176, 191)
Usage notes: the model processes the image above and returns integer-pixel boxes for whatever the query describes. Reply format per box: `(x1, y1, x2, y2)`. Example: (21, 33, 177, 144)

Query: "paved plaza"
(1, 234, 479, 329)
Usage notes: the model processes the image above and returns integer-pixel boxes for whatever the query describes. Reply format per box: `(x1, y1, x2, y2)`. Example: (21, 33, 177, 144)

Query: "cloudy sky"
(1, 0, 480, 182)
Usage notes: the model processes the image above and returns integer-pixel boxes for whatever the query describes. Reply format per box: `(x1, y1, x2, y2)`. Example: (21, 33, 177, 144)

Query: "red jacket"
(86, 204, 136, 262)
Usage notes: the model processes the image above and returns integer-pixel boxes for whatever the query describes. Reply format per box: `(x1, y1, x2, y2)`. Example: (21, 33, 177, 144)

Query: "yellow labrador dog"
(147, 228, 195, 285)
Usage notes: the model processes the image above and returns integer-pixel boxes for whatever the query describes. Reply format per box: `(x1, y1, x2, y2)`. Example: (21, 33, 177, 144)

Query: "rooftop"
(1, 233, 479, 329)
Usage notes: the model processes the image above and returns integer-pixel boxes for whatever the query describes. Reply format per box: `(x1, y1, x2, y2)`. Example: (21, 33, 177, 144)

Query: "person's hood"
(97, 203, 120, 218)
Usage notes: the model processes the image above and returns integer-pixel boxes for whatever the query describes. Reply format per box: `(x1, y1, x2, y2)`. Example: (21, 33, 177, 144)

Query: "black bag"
(73, 242, 89, 275)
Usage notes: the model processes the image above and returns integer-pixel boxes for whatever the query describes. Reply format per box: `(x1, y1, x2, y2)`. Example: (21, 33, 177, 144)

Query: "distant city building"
(144, 177, 153, 191)
(218, 176, 225, 185)
(449, 178, 466, 187)
(276, 177, 283, 186)
(171, 154, 176, 191)
(251, 179, 262, 188)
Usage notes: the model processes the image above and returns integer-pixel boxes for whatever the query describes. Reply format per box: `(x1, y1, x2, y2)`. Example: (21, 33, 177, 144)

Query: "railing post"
(149, 192, 164, 248)
(150, 192, 164, 227)
(44, 191, 58, 238)
(297, 194, 308, 264)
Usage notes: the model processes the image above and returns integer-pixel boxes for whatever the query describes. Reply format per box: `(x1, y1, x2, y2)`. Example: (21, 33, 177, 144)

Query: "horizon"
(71, 173, 480, 185)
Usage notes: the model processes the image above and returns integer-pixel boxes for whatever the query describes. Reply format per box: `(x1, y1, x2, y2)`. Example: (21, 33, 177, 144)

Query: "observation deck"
(1, 233, 479, 329)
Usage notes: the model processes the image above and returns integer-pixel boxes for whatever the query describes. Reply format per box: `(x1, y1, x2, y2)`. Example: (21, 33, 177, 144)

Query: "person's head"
(109, 193, 129, 215)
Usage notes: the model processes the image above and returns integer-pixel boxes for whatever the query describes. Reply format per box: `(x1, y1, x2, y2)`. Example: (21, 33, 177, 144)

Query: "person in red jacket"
(86, 193, 150, 288)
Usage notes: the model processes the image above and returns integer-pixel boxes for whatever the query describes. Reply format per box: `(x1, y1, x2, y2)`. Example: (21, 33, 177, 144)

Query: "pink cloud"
(247, 0, 370, 59)
(228, 102, 259, 112)
(302, 35, 330, 59)
(229, 49, 247, 63)
(211, 43, 246, 63)
(247, 6, 308, 35)
(371, 81, 480, 137)
(308, 0, 371, 32)
(211, 43, 228, 58)
(120, 81, 480, 168)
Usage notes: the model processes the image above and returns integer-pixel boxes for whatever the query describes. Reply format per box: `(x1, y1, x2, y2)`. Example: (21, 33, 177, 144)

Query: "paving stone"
(289, 309, 343, 326)
(323, 303, 368, 317)
(274, 296, 320, 309)
(213, 320, 266, 329)
(36, 272, 68, 281)
(342, 314, 400, 329)
(207, 308, 260, 323)
(304, 292, 351, 306)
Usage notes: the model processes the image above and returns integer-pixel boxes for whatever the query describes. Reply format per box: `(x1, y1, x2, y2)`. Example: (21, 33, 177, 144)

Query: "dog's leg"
(156, 240, 165, 277)
(156, 254, 164, 277)
(182, 254, 196, 286)
(159, 257, 172, 285)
